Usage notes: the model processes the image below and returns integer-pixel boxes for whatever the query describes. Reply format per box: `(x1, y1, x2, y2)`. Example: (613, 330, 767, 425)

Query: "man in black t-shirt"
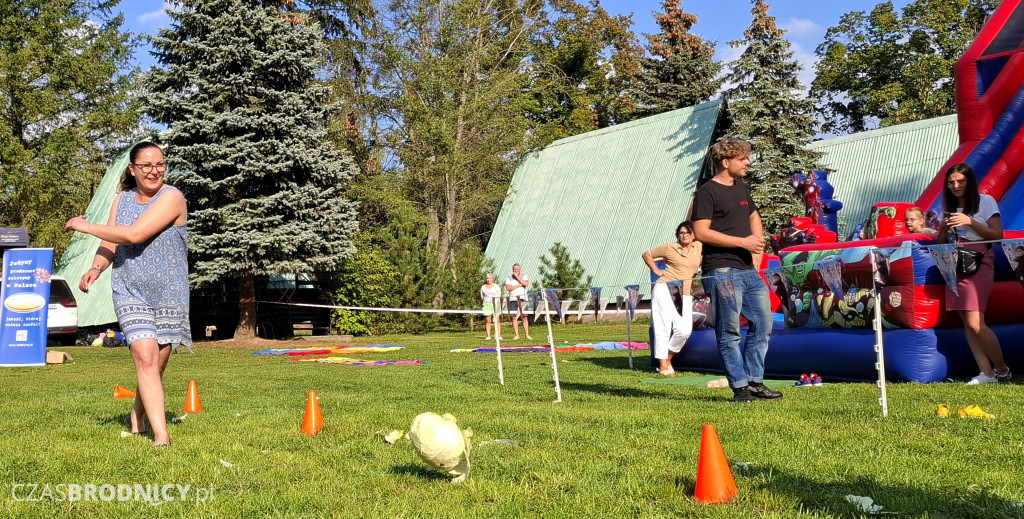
(691, 138, 781, 403)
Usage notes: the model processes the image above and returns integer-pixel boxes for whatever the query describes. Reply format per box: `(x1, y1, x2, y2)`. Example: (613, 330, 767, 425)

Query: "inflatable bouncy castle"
(666, 0, 1024, 382)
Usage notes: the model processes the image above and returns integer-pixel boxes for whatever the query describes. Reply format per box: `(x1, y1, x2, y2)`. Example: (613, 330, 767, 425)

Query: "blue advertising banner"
(0, 249, 54, 367)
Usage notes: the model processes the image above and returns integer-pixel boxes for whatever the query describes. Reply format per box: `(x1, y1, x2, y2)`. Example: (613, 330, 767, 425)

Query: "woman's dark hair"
(942, 163, 980, 216)
(121, 141, 163, 192)
(676, 220, 694, 237)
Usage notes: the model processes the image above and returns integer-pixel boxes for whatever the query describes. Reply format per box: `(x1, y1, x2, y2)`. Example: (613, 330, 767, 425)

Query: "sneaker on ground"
(966, 372, 998, 385)
(732, 387, 755, 403)
(794, 374, 812, 387)
(747, 382, 783, 399)
(810, 373, 823, 386)
(994, 368, 1012, 383)
(936, 404, 950, 418)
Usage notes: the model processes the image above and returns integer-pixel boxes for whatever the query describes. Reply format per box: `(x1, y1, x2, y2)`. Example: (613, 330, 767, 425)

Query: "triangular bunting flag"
(666, 280, 685, 316)
(713, 274, 737, 314)
(590, 287, 602, 320)
(928, 243, 959, 296)
(624, 285, 640, 320)
(545, 289, 563, 319)
(1001, 239, 1024, 290)
(814, 257, 844, 298)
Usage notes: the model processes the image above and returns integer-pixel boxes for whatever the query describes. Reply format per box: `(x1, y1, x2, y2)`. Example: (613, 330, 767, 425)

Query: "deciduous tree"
(0, 0, 139, 256)
(367, 0, 546, 310)
(526, 0, 643, 139)
(811, 0, 997, 134)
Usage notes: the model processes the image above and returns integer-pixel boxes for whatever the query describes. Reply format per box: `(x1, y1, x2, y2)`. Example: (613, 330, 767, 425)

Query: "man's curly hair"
(710, 138, 752, 165)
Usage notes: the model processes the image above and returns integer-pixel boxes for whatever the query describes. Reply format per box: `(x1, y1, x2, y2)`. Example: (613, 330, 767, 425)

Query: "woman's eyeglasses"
(132, 162, 167, 174)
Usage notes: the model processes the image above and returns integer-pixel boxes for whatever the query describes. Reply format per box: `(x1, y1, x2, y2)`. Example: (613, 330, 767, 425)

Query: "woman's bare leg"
(961, 311, 1006, 377)
(131, 339, 172, 445)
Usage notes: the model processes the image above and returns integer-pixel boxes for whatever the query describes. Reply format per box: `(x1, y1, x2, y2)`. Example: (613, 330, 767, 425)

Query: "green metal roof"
(54, 149, 130, 327)
(807, 114, 958, 237)
(484, 100, 722, 299)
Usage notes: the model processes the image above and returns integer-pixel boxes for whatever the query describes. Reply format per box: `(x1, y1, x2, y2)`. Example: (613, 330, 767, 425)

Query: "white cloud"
(782, 18, 821, 38)
(139, 2, 171, 24)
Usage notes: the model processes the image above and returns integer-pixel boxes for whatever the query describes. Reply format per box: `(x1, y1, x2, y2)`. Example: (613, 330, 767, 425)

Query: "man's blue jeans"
(702, 268, 773, 389)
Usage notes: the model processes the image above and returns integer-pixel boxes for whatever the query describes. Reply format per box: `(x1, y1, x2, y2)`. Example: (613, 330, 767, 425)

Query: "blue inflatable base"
(660, 323, 1024, 383)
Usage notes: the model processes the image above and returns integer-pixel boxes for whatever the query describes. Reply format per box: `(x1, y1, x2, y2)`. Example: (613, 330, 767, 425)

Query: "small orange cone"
(183, 380, 202, 413)
(693, 424, 737, 504)
(113, 385, 136, 399)
(301, 391, 324, 437)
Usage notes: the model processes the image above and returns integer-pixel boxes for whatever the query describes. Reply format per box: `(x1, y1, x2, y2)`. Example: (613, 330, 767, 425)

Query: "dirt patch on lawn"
(191, 335, 356, 350)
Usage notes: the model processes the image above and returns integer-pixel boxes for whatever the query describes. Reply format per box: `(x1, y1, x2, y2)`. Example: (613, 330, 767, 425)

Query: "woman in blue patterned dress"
(66, 142, 190, 446)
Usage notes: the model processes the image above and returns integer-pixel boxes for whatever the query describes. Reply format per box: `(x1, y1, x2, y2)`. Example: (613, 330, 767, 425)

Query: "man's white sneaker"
(966, 372, 998, 385)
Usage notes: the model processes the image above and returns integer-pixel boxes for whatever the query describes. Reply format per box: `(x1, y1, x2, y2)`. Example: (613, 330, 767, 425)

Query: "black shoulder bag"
(955, 242, 989, 276)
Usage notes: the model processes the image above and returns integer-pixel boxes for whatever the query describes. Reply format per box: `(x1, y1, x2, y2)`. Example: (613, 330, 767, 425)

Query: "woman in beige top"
(642, 220, 703, 376)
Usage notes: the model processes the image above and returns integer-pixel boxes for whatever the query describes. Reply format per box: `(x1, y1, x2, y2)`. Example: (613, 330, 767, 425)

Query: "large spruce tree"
(722, 0, 820, 235)
(629, 0, 721, 119)
(146, 0, 359, 338)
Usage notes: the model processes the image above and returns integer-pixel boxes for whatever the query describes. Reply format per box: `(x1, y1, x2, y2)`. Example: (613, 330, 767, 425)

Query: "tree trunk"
(235, 273, 257, 340)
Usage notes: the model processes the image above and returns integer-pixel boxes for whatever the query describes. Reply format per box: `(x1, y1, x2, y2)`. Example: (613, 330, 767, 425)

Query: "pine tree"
(538, 243, 593, 301)
(629, 0, 721, 119)
(145, 0, 359, 339)
(0, 0, 139, 256)
(721, 0, 821, 235)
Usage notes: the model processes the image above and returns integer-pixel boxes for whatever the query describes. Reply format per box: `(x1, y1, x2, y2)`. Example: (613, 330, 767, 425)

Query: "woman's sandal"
(657, 369, 676, 378)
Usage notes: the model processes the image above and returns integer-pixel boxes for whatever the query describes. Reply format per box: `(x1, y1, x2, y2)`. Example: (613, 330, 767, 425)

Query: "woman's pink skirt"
(946, 243, 995, 312)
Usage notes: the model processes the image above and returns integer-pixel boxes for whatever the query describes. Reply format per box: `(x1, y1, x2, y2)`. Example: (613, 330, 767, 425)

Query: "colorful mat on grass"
(640, 375, 790, 388)
(291, 356, 425, 366)
(253, 345, 404, 356)
(451, 341, 648, 353)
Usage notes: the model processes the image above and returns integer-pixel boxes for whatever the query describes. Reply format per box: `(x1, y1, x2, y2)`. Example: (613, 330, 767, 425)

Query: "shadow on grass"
(579, 354, 654, 372)
(388, 464, 452, 481)
(559, 381, 728, 403)
(98, 411, 185, 437)
(703, 466, 1023, 518)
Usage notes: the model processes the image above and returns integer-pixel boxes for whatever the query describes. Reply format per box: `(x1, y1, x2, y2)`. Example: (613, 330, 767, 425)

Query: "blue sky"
(118, 0, 911, 87)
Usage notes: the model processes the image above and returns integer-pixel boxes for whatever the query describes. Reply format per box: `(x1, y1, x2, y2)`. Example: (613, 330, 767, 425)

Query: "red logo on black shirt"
(740, 201, 748, 206)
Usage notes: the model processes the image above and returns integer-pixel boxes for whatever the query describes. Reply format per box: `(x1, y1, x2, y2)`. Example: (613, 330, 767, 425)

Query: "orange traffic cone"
(113, 385, 136, 399)
(183, 380, 202, 413)
(693, 424, 737, 504)
(301, 391, 324, 437)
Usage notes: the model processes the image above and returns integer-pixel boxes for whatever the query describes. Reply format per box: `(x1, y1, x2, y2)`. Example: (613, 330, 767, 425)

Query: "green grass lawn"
(1, 322, 1022, 518)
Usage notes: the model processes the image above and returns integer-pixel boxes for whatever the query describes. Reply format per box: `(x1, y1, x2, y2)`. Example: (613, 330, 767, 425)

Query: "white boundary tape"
(257, 238, 1013, 316)
(257, 300, 653, 316)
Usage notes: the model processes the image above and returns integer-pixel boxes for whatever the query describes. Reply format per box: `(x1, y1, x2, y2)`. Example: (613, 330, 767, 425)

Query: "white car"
(47, 276, 78, 346)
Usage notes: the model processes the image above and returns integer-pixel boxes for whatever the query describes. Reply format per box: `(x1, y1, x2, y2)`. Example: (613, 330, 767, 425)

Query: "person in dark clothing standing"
(691, 138, 781, 403)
